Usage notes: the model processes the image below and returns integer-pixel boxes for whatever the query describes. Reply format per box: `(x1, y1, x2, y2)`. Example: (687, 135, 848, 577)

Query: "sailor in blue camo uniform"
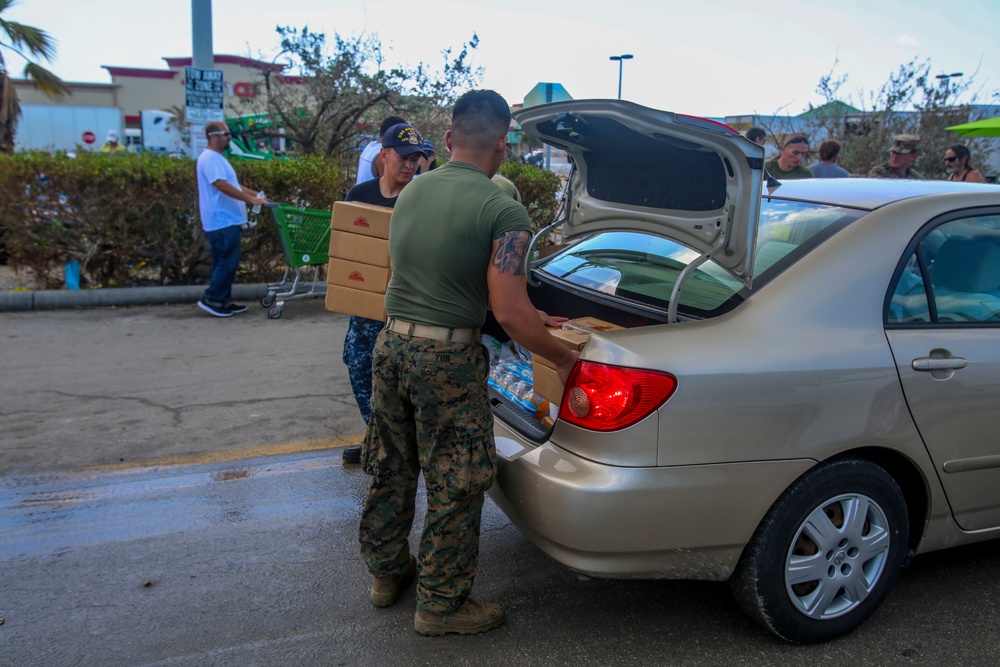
(340, 123, 428, 462)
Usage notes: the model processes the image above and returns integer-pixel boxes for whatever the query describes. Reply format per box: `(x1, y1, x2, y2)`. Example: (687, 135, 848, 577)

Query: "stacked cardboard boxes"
(324, 201, 393, 321)
(532, 317, 624, 403)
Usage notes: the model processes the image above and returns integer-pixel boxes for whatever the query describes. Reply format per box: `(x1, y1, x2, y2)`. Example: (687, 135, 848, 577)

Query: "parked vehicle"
(15, 104, 123, 153)
(139, 110, 186, 155)
(488, 99, 1000, 643)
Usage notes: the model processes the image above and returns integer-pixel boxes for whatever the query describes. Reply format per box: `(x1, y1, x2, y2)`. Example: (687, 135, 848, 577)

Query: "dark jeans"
(203, 225, 241, 308)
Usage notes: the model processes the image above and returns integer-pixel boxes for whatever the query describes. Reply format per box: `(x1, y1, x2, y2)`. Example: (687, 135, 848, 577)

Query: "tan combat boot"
(413, 598, 505, 636)
(371, 555, 416, 607)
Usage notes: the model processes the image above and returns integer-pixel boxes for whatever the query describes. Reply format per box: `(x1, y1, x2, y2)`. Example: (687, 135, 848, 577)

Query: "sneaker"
(197, 300, 232, 318)
(342, 445, 362, 464)
(371, 554, 417, 608)
(414, 598, 505, 636)
(228, 303, 248, 314)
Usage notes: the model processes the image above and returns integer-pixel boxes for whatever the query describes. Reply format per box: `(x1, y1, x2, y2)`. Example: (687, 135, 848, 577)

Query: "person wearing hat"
(868, 134, 923, 179)
(416, 139, 437, 174)
(100, 129, 127, 153)
(340, 122, 429, 464)
(356, 115, 406, 185)
(764, 133, 814, 180)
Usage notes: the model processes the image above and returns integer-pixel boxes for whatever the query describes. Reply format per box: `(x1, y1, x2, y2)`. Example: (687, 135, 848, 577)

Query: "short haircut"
(818, 139, 841, 161)
(451, 90, 511, 151)
(745, 127, 766, 143)
(205, 120, 227, 137)
(379, 115, 406, 137)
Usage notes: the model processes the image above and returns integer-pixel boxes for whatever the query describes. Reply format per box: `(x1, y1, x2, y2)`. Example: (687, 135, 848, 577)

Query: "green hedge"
(0, 152, 560, 289)
(497, 160, 562, 231)
(0, 152, 349, 289)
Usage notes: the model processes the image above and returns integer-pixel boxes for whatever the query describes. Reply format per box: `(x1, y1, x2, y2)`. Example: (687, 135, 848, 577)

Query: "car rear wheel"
(730, 459, 908, 644)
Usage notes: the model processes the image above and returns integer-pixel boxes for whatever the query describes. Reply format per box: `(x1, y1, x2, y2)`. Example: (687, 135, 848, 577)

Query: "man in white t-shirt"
(355, 115, 405, 185)
(195, 121, 268, 318)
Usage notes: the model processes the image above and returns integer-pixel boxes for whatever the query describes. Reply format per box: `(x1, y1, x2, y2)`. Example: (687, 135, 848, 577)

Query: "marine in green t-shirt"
(765, 133, 814, 180)
(385, 160, 531, 328)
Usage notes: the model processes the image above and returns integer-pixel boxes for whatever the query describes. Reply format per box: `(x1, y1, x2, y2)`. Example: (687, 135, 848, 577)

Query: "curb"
(0, 283, 270, 312)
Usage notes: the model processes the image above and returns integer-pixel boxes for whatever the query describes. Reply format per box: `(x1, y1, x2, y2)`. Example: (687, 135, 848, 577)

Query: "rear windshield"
(539, 198, 864, 317)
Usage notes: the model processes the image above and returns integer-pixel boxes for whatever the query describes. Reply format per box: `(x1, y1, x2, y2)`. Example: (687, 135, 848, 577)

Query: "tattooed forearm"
(492, 231, 529, 276)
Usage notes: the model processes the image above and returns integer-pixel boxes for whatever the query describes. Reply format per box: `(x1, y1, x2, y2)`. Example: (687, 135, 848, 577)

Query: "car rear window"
(539, 199, 862, 316)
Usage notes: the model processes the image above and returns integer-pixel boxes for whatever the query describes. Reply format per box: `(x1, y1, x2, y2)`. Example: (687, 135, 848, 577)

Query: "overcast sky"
(4, 0, 999, 118)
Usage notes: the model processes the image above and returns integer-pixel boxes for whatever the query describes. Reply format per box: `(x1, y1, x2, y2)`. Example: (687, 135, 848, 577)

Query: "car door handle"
(912, 357, 968, 372)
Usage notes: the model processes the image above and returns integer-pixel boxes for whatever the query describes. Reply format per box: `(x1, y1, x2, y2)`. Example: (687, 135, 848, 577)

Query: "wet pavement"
(4, 302, 1000, 665)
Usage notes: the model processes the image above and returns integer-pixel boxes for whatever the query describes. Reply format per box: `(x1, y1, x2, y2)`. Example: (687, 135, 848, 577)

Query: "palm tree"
(0, 0, 69, 153)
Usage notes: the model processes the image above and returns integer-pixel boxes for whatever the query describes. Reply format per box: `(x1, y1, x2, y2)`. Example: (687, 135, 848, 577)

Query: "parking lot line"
(77, 434, 365, 472)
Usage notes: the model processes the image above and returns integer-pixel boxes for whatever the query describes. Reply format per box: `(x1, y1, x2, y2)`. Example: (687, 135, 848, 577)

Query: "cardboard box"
(568, 316, 624, 333)
(532, 358, 564, 404)
(324, 284, 386, 321)
(331, 201, 392, 239)
(533, 317, 624, 401)
(329, 230, 390, 267)
(547, 326, 591, 351)
(327, 258, 391, 293)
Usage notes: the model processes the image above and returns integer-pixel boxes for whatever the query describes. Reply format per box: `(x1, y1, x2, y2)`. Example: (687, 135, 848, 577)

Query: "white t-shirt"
(196, 149, 246, 231)
(355, 141, 381, 185)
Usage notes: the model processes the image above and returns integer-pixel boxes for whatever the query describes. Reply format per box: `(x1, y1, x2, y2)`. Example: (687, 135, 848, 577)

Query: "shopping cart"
(260, 202, 331, 319)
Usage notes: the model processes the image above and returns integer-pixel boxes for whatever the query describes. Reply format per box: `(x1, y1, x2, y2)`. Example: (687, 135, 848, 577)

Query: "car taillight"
(558, 361, 677, 432)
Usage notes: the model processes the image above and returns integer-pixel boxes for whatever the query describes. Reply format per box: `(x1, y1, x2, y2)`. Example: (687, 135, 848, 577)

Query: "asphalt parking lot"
(4, 298, 1000, 665)
(1, 297, 365, 475)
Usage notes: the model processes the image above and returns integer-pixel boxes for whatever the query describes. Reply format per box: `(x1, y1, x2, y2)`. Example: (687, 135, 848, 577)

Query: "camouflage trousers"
(342, 315, 384, 423)
(358, 329, 495, 614)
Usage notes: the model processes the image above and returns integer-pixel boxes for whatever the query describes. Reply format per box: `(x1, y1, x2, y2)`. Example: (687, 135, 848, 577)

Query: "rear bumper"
(488, 425, 815, 581)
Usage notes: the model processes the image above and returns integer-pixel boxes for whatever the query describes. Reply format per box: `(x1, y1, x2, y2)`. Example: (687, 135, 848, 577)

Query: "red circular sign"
(82, 131, 96, 144)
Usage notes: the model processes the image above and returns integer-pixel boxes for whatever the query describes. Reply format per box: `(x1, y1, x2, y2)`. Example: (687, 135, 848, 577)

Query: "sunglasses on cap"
(208, 131, 232, 137)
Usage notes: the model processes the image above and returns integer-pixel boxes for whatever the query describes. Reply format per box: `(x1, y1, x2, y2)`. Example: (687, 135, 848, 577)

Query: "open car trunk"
(485, 275, 664, 442)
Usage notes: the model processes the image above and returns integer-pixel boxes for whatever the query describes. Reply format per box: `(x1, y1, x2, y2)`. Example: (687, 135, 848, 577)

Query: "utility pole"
(191, 0, 214, 69)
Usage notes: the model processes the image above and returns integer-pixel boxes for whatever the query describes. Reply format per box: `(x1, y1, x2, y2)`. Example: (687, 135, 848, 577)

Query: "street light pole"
(609, 54, 633, 100)
(936, 72, 963, 88)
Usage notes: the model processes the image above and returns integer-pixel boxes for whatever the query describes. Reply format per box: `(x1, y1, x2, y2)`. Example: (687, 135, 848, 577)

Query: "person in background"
(356, 115, 406, 185)
(944, 145, 986, 183)
(416, 139, 437, 174)
(810, 139, 851, 178)
(195, 121, 268, 318)
(101, 130, 127, 153)
(764, 133, 814, 180)
(868, 134, 923, 179)
(341, 123, 428, 464)
(745, 126, 767, 147)
(359, 90, 578, 637)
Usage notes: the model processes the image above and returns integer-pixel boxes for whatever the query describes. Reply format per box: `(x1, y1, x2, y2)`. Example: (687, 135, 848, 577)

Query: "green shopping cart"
(260, 203, 331, 319)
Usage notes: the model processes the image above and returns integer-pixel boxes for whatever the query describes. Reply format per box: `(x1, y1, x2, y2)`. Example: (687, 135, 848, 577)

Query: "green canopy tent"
(945, 117, 1000, 137)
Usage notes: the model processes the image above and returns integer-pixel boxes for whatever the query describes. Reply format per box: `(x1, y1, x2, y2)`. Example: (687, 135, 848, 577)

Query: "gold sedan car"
(488, 100, 1000, 643)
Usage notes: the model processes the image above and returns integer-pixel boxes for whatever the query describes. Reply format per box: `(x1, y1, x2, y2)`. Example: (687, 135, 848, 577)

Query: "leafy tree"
(236, 27, 482, 169)
(0, 0, 69, 153)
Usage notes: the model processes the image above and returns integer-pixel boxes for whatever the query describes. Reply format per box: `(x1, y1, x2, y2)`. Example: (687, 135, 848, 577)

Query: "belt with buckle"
(385, 317, 480, 343)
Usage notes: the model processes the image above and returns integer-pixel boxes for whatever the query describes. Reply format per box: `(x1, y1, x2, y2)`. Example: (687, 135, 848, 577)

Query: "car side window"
(888, 215, 1000, 325)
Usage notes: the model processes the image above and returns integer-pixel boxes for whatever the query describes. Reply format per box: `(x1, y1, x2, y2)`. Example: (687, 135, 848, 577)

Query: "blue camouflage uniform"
(342, 315, 383, 422)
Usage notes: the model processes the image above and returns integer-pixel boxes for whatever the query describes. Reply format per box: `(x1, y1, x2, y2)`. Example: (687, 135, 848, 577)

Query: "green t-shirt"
(385, 160, 531, 328)
(764, 158, 814, 180)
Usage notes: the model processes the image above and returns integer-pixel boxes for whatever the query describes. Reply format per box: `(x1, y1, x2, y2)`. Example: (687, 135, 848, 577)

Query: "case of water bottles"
(483, 335, 554, 424)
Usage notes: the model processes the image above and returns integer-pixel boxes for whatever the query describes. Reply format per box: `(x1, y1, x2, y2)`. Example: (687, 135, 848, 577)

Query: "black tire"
(260, 294, 275, 308)
(267, 306, 282, 320)
(730, 459, 908, 644)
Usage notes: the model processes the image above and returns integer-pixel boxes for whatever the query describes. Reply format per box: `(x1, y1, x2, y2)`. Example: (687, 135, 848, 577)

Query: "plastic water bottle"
(250, 191, 264, 223)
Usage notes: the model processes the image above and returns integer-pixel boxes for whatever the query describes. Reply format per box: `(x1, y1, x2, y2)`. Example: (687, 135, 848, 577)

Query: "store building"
(14, 54, 285, 129)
